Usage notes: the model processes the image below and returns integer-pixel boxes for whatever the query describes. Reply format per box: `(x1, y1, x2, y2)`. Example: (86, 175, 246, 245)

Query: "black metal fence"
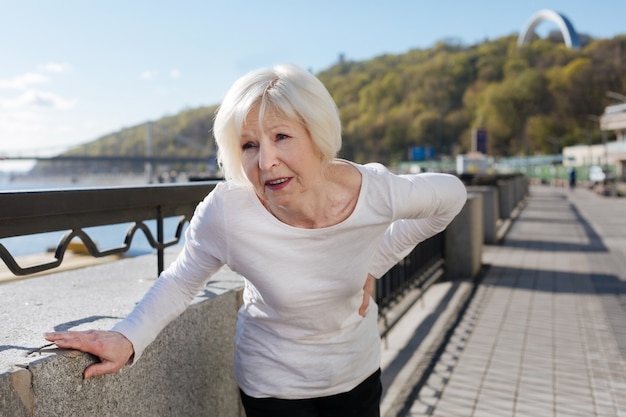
(0, 182, 219, 276)
(1, 183, 445, 316)
(375, 232, 445, 334)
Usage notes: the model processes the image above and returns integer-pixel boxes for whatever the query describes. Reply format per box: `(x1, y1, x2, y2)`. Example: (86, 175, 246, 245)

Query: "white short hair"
(213, 64, 342, 183)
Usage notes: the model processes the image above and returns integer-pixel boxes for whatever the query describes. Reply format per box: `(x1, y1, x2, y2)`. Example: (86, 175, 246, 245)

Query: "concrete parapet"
(444, 193, 483, 280)
(466, 186, 500, 244)
(1, 369, 31, 417)
(496, 176, 529, 220)
(0, 249, 246, 417)
(514, 175, 529, 203)
(497, 179, 514, 220)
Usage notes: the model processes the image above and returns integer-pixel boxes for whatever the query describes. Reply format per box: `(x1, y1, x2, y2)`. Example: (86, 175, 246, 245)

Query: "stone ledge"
(1, 247, 246, 417)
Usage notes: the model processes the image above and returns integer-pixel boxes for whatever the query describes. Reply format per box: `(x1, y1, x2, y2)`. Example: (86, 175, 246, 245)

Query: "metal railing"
(0, 182, 219, 276)
(376, 233, 444, 308)
(376, 232, 445, 335)
(1, 182, 446, 318)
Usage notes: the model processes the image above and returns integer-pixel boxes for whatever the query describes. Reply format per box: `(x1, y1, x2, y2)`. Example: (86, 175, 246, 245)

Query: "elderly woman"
(46, 64, 466, 417)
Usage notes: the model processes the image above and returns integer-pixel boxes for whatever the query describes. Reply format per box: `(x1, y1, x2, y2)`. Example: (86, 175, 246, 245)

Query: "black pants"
(240, 369, 382, 417)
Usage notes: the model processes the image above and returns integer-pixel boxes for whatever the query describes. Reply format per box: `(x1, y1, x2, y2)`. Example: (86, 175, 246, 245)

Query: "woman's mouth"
(265, 177, 291, 190)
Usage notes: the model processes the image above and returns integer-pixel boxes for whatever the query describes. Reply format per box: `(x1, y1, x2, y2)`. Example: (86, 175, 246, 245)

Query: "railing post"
(157, 205, 164, 276)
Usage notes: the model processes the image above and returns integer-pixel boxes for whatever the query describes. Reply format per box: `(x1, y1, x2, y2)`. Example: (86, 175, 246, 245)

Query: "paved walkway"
(399, 185, 626, 417)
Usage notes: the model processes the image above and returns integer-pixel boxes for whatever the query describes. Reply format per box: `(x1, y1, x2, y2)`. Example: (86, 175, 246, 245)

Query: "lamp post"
(587, 114, 609, 170)
(145, 121, 153, 184)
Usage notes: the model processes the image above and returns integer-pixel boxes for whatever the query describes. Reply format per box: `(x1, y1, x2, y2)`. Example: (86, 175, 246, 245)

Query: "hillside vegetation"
(41, 33, 626, 174)
(318, 34, 626, 163)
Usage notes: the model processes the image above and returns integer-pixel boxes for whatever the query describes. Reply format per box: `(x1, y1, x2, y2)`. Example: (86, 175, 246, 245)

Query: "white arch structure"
(517, 9, 581, 49)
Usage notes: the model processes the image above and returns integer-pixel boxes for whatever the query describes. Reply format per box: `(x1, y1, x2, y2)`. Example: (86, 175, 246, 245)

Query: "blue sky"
(0, 0, 624, 171)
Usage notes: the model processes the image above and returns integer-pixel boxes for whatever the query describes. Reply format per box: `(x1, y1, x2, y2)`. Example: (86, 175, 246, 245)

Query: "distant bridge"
(1, 122, 215, 166)
(518, 9, 581, 49)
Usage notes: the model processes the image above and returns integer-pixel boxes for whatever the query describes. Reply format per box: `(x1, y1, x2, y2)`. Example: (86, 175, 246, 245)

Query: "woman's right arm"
(44, 188, 228, 378)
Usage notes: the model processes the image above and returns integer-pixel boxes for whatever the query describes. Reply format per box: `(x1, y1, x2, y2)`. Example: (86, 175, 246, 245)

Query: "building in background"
(563, 102, 626, 181)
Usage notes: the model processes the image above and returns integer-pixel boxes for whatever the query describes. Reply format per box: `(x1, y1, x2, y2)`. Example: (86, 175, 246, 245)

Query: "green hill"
(34, 32, 626, 176)
(318, 34, 626, 163)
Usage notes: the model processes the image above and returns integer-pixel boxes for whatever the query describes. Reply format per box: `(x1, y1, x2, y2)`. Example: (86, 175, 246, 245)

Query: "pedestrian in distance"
(569, 167, 577, 190)
(45, 64, 467, 417)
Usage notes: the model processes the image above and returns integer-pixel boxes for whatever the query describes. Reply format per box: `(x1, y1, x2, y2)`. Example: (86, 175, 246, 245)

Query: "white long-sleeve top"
(368, 173, 467, 278)
(112, 162, 466, 399)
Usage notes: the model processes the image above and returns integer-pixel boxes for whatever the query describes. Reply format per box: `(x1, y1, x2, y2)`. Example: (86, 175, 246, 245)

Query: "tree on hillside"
(43, 34, 626, 175)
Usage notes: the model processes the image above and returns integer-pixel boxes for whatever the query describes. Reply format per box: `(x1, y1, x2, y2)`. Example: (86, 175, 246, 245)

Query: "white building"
(563, 102, 626, 180)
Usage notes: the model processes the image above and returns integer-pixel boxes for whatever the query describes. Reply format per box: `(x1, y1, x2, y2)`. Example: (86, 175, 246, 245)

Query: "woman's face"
(239, 104, 324, 212)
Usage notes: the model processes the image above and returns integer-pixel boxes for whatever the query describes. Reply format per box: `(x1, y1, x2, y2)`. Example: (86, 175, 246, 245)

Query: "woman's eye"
(276, 133, 289, 141)
(242, 142, 256, 150)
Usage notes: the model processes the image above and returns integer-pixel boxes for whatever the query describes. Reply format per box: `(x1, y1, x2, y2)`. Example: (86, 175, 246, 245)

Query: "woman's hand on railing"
(44, 330, 134, 379)
(359, 274, 375, 317)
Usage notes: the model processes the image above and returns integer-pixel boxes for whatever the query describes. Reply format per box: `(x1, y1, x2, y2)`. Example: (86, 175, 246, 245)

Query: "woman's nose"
(258, 143, 279, 170)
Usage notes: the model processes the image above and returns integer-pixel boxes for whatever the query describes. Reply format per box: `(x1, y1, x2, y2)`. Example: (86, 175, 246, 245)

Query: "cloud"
(81, 120, 98, 130)
(155, 87, 177, 96)
(0, 72, 49, 90)
(39, 62, 70, 73)
(0, 109, 45, 128)
(0, 110, 48, 149)
(170, 69, 181, 79)
(1, 89, 78, 110)
(140, 70, 156, 80)
(54, 124, 75, 133)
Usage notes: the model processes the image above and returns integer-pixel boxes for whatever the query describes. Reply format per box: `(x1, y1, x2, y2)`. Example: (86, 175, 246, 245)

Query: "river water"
(1, 177, 188, 258)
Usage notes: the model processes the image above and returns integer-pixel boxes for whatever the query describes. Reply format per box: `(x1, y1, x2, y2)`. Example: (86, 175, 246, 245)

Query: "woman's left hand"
(359, 274, 375, 317)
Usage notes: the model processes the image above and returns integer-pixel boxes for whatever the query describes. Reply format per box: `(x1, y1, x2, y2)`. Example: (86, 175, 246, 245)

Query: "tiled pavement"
(399, 185, 626, 417)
